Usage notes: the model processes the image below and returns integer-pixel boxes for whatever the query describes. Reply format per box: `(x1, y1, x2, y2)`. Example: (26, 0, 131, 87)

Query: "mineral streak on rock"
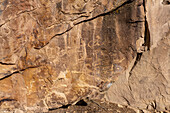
(0, 0, 146, 112)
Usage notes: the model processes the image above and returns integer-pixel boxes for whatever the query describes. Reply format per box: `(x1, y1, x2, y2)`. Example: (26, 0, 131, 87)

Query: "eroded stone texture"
(146, 0, 170, 49)
(0, 0, 145, 112)
(105, 0, 170, 112)
(105, 38, 170, 112)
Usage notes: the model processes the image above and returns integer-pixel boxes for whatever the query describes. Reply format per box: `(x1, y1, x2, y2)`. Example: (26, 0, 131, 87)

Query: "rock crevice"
(0, 0, 169, 112)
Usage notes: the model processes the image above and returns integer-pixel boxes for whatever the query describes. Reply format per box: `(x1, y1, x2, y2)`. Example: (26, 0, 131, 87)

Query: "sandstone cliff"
(0, 0, 169, 112)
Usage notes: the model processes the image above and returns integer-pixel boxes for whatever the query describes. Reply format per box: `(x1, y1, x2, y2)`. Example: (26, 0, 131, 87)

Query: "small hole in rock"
(75, 99, 88, 106)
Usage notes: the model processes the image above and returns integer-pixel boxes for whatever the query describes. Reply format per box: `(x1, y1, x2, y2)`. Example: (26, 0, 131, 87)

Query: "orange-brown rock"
(0, 0, 146, 112)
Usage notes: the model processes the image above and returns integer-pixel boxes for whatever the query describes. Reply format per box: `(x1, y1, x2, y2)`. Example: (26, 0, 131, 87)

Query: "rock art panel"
(0, 0, 145, 112)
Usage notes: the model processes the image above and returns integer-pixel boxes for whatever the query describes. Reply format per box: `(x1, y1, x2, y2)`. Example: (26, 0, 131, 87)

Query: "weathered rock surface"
(0, 0, 169, 112)
(106, 38, 170, 112)
(105, 0, 170, 112)
(0, 0, 146, 112)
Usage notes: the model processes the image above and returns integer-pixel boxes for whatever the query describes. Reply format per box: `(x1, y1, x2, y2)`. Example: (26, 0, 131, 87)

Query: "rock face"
(0, 0, 145, 112)
(105, 0, 170, 112)
(0, 0, 169, 112)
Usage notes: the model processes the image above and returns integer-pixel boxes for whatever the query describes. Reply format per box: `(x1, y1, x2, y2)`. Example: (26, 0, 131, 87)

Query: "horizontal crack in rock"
(0, 62, 15, 65)
(0, 65, 41, 80)
(127, 20, 145, 23)
(0, 99, 16, 104)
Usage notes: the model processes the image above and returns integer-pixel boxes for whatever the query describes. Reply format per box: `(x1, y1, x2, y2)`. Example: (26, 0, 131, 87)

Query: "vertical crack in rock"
(143, 0, 150, 51)
(129, 53, 143, 76)
(129, 0, 150, 76)
(122, 96, 131, 105)
(144, 21, 150, 51)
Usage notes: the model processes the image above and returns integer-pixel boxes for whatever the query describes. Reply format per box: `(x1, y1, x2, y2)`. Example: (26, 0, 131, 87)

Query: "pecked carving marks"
(30, 0, 135, 50)
(0, 0, 146, 112)
(100, 1, 144, 77)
